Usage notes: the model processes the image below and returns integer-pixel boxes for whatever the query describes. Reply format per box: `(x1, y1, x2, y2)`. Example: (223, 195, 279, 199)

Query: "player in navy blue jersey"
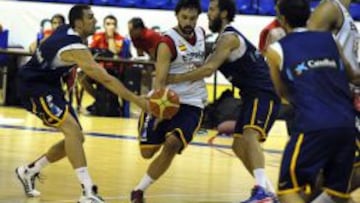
(14, 5, 147, 203)
(264, 0, 359, 202)
(168, 0, 281, 202)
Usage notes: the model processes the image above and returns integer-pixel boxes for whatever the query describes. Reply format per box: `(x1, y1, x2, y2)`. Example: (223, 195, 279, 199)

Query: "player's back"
(18, 25, 85, 95)
(276, 30, 355, 133)
(218, 25, 278, 98)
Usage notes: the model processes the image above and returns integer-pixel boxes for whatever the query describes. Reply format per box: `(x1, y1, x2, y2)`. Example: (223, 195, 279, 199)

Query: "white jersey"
(332, 0, 360, 71)
(165, 27, 207, 108)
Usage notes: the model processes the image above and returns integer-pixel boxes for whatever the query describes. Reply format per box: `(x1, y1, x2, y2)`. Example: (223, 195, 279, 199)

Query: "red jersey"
(90, 31, 125, 52)
(160, 32, 197, 61)
(90, 32, 125, 68)
(258, 19, 286, 52)
(131, 28, 162, 59)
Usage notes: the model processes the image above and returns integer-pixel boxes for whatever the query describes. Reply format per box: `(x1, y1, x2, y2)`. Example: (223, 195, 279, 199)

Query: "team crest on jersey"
(178, 44, 187, 51)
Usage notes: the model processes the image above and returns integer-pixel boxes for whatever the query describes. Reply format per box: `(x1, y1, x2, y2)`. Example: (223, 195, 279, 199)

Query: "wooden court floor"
(0, 106, 359, 203)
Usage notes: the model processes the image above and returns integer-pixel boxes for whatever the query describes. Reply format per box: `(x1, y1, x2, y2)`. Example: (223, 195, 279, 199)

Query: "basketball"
(148, 88, 180, 119)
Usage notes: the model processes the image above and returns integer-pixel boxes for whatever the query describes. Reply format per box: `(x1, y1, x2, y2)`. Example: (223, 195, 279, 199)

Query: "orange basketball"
(148, 88, 180, 119)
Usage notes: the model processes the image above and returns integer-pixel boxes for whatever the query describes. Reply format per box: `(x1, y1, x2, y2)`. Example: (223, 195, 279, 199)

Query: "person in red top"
(80, 15, 127, 116)
(90, 15, 125, 61)
(128, 17, 162, 60)
(258, 18, 286, 52)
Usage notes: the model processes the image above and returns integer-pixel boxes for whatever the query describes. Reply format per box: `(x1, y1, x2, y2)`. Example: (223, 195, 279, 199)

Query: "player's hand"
(137, 95, 150, 112)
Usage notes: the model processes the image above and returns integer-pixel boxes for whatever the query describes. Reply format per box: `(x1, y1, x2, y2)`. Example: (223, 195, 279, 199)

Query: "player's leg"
(313, 128, 357, 203)
(232, 96, 280, 202)
(15, 94, 104, 202)
(131, 105, 202, 203)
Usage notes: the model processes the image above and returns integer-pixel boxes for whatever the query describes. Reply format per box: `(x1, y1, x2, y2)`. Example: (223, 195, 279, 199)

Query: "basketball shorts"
(20, 90, 79, 128)
(278, 127, 357, 198)
(138, 104, 203, 153)
(234, 94, 280, 141)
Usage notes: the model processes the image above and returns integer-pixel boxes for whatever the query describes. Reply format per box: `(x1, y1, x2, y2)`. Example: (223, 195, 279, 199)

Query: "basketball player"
(264, 0, 359, 202)
(307, 0, 360, 195)
(168, 0, 280, 202)
(130, 0, 206, 202)
(15, 5, 147, 203)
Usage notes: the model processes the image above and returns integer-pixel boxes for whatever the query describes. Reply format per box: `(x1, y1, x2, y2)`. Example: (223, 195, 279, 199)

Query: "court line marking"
(0, 124, 283, 154)
(22, 192, 246, 203)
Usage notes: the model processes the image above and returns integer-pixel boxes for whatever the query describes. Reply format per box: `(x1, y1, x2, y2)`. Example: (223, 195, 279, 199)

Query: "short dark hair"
(104, 15, 118, 26)
(51, 14, 65, 24)
(69, 4, 91, 28)
(175, 0, 202, 15)
(210, 0, 236, 22)
(278, 0, 310, 28)
(128, 17, 145, 29)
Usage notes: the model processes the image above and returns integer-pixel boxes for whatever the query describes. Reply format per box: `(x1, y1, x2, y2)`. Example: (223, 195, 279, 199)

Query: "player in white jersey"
(130, 0, 206, 202)
(308, 0, 360, 200)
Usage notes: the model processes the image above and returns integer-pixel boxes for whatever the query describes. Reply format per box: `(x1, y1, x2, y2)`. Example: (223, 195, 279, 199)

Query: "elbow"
(203, 67, 214, 77)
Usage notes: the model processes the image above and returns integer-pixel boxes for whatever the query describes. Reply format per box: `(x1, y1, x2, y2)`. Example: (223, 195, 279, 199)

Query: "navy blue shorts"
(278, 127, 357, 198)
(20, 92, 79, 128)
(138, 104, 203, 153)
(234, 94, 280, 141)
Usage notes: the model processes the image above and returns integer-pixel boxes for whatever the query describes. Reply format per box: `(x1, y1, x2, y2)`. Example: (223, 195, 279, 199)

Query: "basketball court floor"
(0, 105, 359, 203)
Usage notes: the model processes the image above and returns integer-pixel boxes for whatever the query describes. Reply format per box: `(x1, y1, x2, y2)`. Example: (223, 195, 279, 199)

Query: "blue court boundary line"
(0, 124, 283, 154)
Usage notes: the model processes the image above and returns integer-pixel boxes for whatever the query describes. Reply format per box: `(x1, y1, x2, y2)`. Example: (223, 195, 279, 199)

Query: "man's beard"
(209, 16, 222, 33)
(179, 25, 194, 35)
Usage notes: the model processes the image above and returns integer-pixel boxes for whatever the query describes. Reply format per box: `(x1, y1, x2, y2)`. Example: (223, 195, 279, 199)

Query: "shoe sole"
(15, 168, 35, 197)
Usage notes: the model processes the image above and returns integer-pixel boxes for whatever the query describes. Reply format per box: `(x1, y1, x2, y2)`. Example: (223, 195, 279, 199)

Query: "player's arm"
(263, 46, 288, 100)
(307, 1, 339, 31)
(167, 33, 239, 84)
(154, 42, 172, 89)
(60, 48, 147, 110)
(335, 41, 360, 85)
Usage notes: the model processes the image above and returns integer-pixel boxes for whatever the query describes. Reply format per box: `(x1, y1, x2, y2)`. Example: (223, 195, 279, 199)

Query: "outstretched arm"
(167, 33, 240, 84)
(61, 48, 147, 110)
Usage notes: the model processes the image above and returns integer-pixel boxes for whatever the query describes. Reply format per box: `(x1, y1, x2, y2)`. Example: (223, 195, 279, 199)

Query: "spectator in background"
(79, 15, 127, 116)
(29, 14, 65, 53)
(90, 15, 125, 57)
(0, 23, 3, 33)
(128, 17, 162, 60)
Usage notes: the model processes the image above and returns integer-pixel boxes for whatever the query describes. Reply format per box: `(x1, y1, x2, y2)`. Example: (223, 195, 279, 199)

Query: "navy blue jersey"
(18, 25, 88, 95)
(218, 25, 278, 98)
(277, 31, 355, 133)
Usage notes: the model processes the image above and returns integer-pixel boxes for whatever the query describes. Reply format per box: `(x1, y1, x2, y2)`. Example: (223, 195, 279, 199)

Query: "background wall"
(0, 0, 359, 85)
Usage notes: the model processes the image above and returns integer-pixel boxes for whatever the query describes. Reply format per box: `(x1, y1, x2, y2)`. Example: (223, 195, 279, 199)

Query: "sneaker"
(78, 185, 105, 203)
(241, 186, 273, 203)
(15, 166, 41, 197)
(130, 190, 144, 203)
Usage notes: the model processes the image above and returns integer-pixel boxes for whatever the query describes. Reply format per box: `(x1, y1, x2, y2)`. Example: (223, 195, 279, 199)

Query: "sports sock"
(134, 173, 154, 191)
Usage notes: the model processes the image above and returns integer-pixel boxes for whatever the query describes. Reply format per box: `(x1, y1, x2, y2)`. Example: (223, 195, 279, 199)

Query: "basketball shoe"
(15, 166, 41, 197)
(241, 185, 274, 203)
(78, 185, 105, 203)
(131, 190, 144, 203)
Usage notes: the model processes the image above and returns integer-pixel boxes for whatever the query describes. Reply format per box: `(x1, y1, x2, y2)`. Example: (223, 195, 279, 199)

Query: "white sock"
(311, 192, 336, 203)
(27, 156, 50, 174)
(134, 173, 154, 191)
(253, 168, 267, 188)
(75, 167, 93, 195)
(265, 177, 275, 193)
